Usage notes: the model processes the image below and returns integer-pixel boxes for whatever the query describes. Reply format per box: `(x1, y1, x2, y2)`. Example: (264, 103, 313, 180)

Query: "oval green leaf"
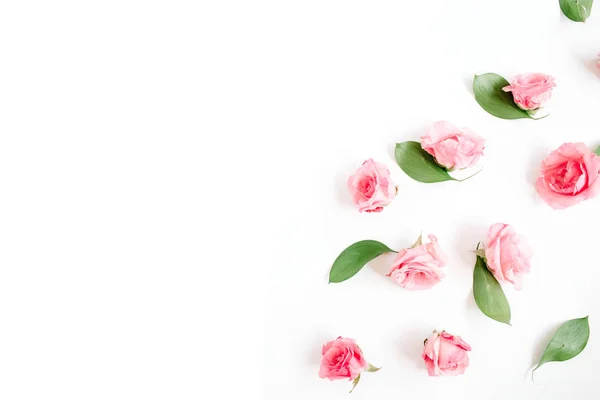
(559, 0, 593, 22)
(395, 141, 455, 183)
(473, 256, 511, 325)
(473, 73, 531, 120)
(594, 145, 600, 156)
(329, 240, 395, 283)
(534, 316, 590, 372)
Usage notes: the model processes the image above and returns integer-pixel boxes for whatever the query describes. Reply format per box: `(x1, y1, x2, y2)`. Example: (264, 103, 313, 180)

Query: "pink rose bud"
(347, 159, 396, 213)
(502, 73, 556, 111)
(536, 142, 600, 209)
(485, 223, 532, 290)
(318, 337, 367, 381)
(386, 234, 447, 290)
(420, 121, 485, 171)
(422, 331, 471, 377)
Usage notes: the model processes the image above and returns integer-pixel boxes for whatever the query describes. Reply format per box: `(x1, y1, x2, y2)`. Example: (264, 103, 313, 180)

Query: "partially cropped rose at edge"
(420, 121, 485, 171)
(422, 331, 471, 376)
(387, 234, 447, 290)
(502, 73, 556, 111)
(347, 159, 396, 213)
(536, 142, 600, 209)
(485, 223, 532, 290)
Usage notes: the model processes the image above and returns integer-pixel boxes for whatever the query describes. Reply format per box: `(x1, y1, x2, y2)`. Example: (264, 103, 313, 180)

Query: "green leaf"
(366, 363, 381, 373)
(594, 145, 600, 156)
(473, 256, 511, 325)
(394, 141, 456, 183)
(473, 73, 531, 120)
(534, 316, 590, 373)
(349, 374, 360, 393)
(329, 240, 395, 283)
(559, 0, 593, 22)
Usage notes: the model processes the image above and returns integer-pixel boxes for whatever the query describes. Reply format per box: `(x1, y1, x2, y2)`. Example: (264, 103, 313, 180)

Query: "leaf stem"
(457, 167, 483, 182)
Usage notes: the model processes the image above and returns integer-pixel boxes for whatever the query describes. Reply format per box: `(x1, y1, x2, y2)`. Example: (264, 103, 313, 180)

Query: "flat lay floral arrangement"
(318, 0, 599, 393)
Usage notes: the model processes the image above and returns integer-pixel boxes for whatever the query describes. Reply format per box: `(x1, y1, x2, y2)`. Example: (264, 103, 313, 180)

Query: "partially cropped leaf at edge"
(394, 141, 455, 183)
(472, 256, 511, 325)
(473, 73, 531, 120)
(534, 316, 590, 372)
(594, 145, 600, 156)
(559, 0, 593, 22)
(329, 240, 395, 283)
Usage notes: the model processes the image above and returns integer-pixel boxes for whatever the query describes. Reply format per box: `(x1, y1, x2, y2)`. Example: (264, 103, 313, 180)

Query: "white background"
(1, 1, 599, 399)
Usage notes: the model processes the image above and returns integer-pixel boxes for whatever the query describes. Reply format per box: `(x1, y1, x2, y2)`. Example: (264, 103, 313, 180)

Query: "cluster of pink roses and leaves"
(319, 4, 598, 389)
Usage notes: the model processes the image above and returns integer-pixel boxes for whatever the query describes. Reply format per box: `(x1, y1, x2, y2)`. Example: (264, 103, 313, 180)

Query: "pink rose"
(347, 159, 395, 213)
(485, 223, 532, 290)
(386, 234, 447, 290)
(422, 331, 471, 377)
(318, 337, 367, 381)
(535, 142, 600, 209)
(420, 121, 485, 171)
(502, 73, 556, 111)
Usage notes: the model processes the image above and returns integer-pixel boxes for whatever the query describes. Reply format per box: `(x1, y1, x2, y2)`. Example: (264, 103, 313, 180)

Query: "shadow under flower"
(583, 57, 600, 79)
(334, 169, 354, 208)
(530, 322, 561, 371)
(396, 327, 429, 370)
(368, 252, 398, 288)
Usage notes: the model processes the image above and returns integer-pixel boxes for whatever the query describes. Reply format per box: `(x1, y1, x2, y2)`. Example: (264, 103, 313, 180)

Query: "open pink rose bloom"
(318, 337, 367, 381)
(536, 142, 600, 209)
(347, 159, 396, 213)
